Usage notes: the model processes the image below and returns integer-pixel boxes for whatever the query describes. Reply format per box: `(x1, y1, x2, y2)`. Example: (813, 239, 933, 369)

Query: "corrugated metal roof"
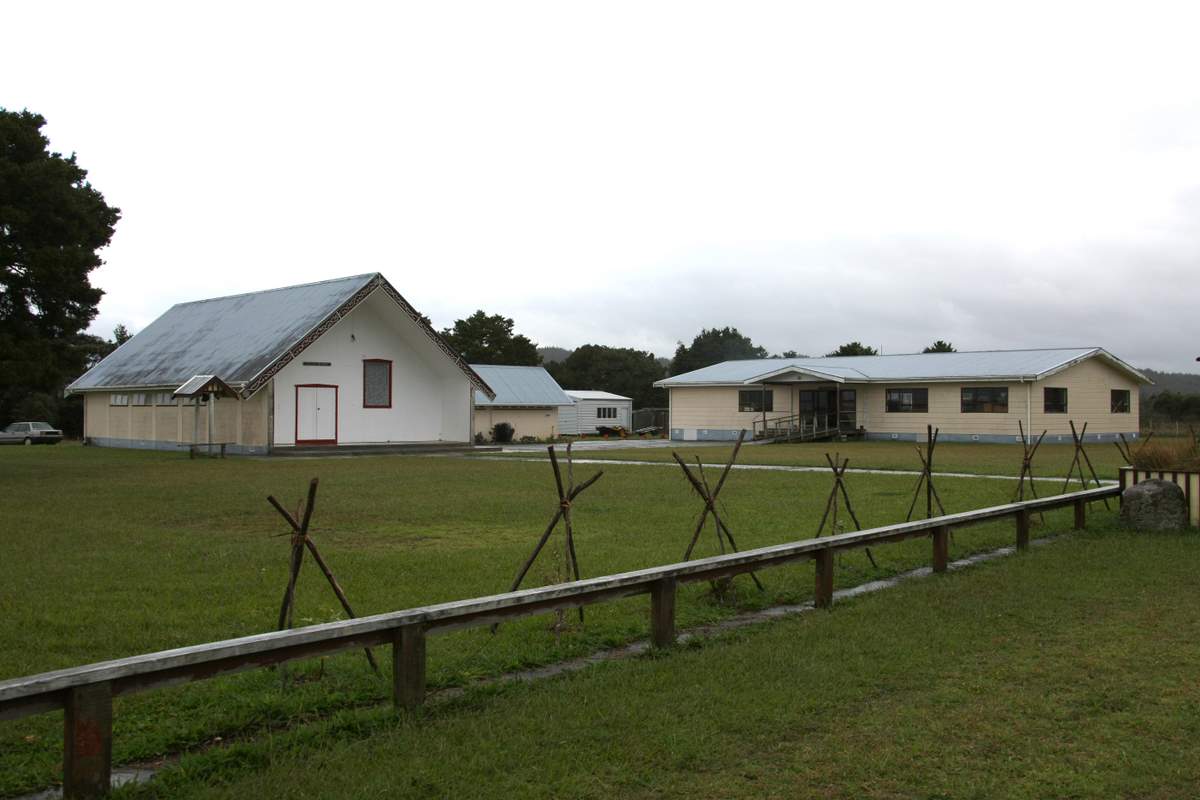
(472, 365, 573, 407)
(565, 390, 633, 401)
(654, 348, 1150, 386)
(67, 273, 497, 400)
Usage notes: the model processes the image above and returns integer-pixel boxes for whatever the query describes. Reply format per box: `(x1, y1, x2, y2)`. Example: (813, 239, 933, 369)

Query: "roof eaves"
(238, 274, 496, 400)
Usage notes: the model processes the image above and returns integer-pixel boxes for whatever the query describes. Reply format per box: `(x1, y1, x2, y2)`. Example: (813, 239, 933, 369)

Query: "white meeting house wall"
(271, 291, 472, 446)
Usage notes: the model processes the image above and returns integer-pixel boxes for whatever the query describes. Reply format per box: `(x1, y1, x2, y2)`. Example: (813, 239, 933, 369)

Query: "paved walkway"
(476, 454, 1115, 484)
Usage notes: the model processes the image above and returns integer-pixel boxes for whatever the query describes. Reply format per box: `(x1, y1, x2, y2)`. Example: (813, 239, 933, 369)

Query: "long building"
(653, 348, 1148, 443)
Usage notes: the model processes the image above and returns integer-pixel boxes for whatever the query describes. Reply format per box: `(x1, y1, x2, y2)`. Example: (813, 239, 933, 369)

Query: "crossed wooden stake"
(1113, 430, 1155, 465)
(1012, 421, 1048, 524)
(672, 430, 765, 591)
(1061, 421, 1110, 509)
(498, 442, 603, 631)
(906, 425, 946, 521)
(816, 452, 878, 568)
(268, 478, 380, 675)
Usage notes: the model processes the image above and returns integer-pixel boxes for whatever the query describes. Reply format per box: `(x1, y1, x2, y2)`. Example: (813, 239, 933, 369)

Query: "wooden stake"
(497, 444, 602, 632)
(268, 479, 380, 675)
(1061, 421, 1111, 509)
(672, 430, 764, 590)
(816, 453, 877, 568)
(905, 427, 945, 521)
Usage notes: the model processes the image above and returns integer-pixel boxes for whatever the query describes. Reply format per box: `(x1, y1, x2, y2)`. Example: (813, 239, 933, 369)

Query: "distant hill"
(1141, 369, 1200, 398)
(537, 346, 572, 365)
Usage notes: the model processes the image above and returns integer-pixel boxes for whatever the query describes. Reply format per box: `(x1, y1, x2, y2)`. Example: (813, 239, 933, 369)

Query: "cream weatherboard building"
(654, 348, 1148, 443)
(471, 365, 573, 441)
(67, 274, 495, 453)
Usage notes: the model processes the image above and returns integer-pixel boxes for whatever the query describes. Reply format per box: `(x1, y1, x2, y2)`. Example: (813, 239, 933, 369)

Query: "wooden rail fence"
(0, 484, 1120, 798)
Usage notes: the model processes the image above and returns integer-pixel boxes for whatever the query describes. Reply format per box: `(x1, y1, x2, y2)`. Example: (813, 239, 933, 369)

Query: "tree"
(923, 340, 956, 353)
(773, 350, 810, 359)
(112, 323, 132, 346)
(825, 342, 879, 357)
(0, 109, 120, 425)
(441, 311, 539, 365)
(671, 327, 767, 375)
(546, 344, 666, 408)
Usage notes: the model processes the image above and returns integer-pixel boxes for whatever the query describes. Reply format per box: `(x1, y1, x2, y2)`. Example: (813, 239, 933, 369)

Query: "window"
(110, 393, 129, 406)
(363, 359, 392, 408)
(1044, 387, 1068, 414)
(839, 389, 857, 414)
(153, 392, 176, 406)
(738, 389, 774, 413)
(1111, 389, 1131, 413)
(131, 393, 151, 406)
(961, 387, 1008, 413)
(886, 388, 928, 413)
(597, 407, 618, 419)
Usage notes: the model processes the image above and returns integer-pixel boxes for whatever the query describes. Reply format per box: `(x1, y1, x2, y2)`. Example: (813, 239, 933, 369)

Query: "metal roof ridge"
(169, 273, 378, 308)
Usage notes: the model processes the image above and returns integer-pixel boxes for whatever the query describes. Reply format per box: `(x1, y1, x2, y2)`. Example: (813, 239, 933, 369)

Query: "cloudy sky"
(5, 1, 1199, 371)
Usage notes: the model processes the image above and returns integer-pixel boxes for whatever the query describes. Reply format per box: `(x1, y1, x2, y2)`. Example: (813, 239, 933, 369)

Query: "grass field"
(126, 529, 1200, 800)
(0, 443, 1113, 795)
(521, 437, 1132, 479)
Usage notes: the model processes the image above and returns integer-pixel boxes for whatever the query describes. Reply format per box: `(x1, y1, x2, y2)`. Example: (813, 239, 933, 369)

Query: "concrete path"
(475, 454, 1115, 484)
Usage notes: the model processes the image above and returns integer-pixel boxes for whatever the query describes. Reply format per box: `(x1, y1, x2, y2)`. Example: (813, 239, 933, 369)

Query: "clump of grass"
(1129, 438, 1200, 470)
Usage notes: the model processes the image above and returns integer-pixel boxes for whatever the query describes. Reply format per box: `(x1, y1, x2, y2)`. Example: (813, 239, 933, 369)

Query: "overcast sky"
(5, 1, 1199, 371)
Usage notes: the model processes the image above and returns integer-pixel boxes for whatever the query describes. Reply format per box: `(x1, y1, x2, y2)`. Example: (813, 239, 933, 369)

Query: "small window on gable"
(363, 359, 392, 408)
(738, 390, 773, 413)
(1044, 387, 1068, 414)
(1111, 389, 1131, 413)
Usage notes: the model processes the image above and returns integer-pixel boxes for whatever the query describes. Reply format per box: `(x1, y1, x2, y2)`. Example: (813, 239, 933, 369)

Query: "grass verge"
(0, 443, 1099, 795)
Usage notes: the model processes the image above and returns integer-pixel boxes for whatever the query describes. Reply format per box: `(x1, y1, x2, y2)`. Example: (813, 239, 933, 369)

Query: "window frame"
(109, 393, 129, 407)
(362, 358, 393, 409)
(885, 387, 929, 413)
(960, 386, 1009, 414)
(1110, 389, 1131, 414)
(738, 389, 774, 413)
(1044, 387, 1068, 414)
(597, 406, 618, 420)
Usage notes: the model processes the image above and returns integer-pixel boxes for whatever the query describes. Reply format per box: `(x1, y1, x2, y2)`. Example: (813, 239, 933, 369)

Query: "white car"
(0, 422, 64, 445)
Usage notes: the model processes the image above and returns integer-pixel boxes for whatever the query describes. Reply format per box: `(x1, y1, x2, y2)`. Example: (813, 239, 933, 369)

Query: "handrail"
(0, 483, 1120, 797)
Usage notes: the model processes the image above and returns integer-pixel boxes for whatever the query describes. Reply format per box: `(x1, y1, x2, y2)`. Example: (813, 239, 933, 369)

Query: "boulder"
(1120, 479, 1189, 531)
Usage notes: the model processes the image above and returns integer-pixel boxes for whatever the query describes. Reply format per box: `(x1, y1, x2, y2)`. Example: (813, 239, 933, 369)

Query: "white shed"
(559, 390, 634, 435)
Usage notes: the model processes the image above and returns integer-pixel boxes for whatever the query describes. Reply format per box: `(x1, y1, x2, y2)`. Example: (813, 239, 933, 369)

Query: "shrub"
(1129, 439, 1200, 471)
(473, 432, 485, 445)
(491, 422, 515, 443)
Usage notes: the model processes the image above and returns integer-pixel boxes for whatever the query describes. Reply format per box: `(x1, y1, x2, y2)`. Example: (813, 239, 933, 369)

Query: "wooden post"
(650, 577, 676, 648)
(814, 549, 834, 609)
(1016, 509, 1031, 551)
(1073, 498, 1086, 530)
(64, 681, 112, 800)
(392, 624, 426, 712)
(932, 525, 950, 573)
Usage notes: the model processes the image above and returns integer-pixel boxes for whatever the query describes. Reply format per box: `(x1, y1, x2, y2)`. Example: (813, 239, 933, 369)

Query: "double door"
(296, 385, 338, 444)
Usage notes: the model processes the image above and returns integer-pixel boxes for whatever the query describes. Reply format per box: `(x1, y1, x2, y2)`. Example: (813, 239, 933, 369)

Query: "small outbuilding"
(67, 273, 495, 453)
(559, 390, 634, 435)
(471, 365, 574, 441)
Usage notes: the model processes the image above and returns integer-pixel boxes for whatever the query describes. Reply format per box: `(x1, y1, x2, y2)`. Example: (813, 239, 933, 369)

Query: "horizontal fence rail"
(1, 484, 1120, 798)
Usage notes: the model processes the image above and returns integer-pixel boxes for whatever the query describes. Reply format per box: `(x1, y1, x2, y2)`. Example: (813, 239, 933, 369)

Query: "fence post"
(932, 525, 950, 573)
(814, 549, 834, 609)
(392, 624, 426, 712)
(1016, 509, 1031, 551)
(650, 577, 677, 648)
(64, 681, 112, 800)
(1073, 498, 1086, 530)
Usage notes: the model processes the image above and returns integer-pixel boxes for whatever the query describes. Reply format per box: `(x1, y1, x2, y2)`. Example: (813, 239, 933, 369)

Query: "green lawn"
(526, 437, 1131, 479)
(0, 443, 1104, 796)
(127, 528, 1200, 800)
